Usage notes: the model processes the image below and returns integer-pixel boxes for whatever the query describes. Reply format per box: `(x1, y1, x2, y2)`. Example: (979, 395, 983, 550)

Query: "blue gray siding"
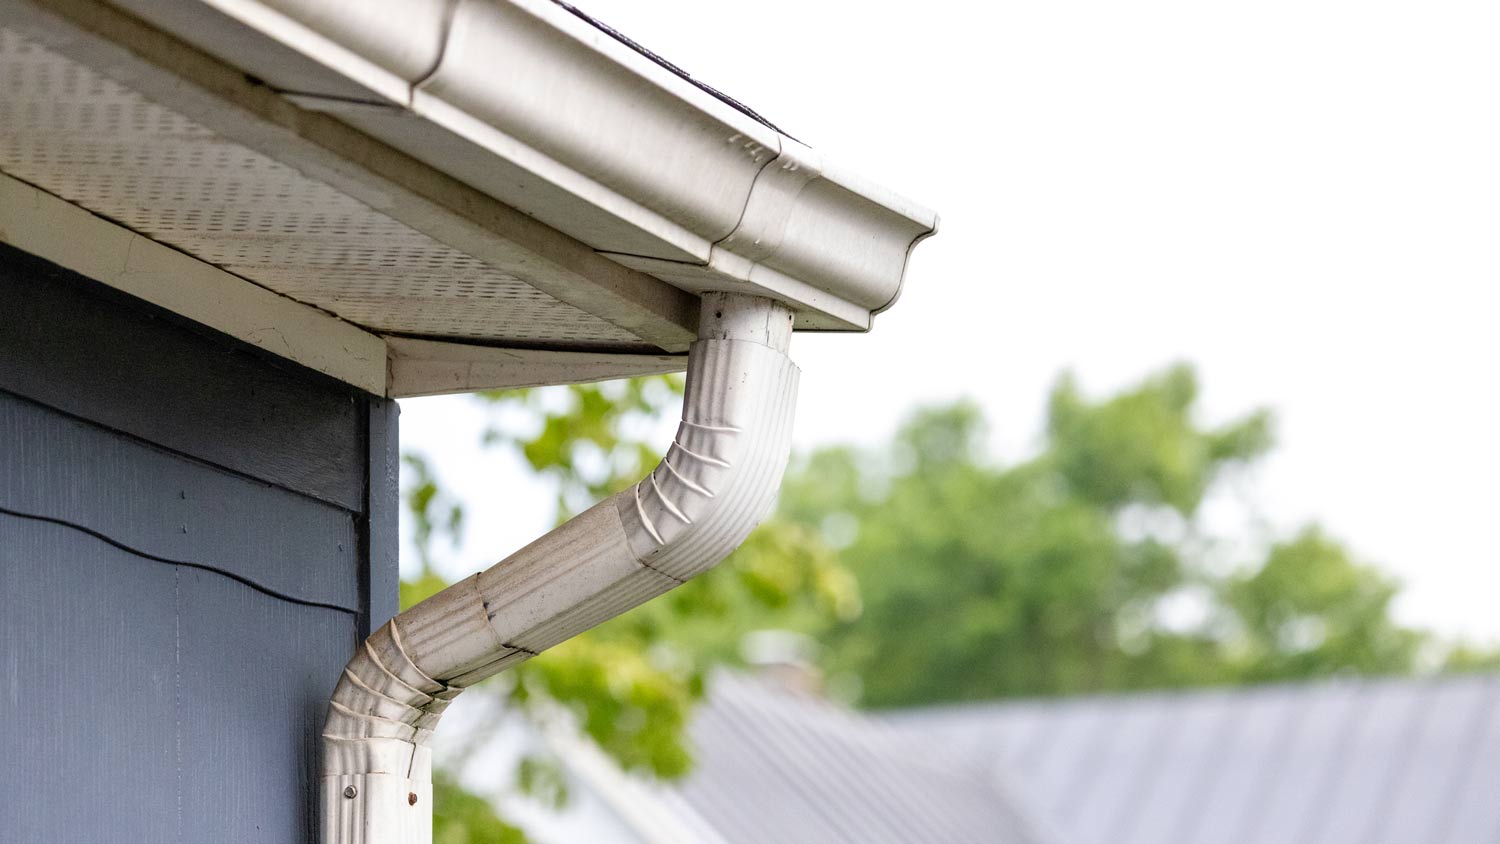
(0, 245, 397, 842)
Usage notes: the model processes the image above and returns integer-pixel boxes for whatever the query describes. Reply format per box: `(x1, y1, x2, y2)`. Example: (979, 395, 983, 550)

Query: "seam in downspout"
(320, 292, 799, 843)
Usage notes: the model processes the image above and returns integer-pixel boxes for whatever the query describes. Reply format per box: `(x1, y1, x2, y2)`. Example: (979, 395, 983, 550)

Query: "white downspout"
(319, 292, 799, 843)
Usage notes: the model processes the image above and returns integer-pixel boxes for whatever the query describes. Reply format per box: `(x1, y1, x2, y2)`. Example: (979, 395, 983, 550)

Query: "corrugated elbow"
(320, 293, 798, 839)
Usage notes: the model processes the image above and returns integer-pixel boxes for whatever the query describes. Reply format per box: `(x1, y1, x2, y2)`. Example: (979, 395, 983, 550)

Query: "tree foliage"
(430, 769, 526, 844)
(1223, 527, 1422, 683)
(773, 363, 1459, 706)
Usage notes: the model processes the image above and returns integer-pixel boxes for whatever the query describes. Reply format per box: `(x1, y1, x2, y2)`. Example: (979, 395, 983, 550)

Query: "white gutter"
(320, 292, 799, 843)
(108, 0, 939, 331)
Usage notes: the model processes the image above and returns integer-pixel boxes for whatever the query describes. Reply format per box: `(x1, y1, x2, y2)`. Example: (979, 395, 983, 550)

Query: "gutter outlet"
(320, 292, 799, 843)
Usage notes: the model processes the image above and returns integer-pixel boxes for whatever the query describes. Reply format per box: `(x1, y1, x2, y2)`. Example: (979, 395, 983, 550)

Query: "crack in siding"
(0, 506, 358, 615)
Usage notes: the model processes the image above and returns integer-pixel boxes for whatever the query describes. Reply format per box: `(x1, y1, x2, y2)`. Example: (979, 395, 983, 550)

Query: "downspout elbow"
(320, 293, 799, 843)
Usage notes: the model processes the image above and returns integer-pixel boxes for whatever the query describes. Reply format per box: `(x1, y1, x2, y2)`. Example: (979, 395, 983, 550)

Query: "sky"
(402, 0, 1500, 642)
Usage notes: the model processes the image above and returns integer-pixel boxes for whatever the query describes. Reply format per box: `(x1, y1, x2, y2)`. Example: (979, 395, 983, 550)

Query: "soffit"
(0, 27, 647, 350)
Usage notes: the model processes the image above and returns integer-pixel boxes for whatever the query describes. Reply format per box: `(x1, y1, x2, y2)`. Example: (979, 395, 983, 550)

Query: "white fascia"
(115, 0, 939, 330)
(319, 293, 799, 843)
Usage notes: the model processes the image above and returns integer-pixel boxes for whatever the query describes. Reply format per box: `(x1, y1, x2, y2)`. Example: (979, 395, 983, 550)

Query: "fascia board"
(386, 337, 684, 398)
(122, 0, 938, 330)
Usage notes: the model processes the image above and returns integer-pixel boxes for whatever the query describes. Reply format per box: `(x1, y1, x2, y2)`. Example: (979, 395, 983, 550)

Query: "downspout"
(320, 291, 799, 843)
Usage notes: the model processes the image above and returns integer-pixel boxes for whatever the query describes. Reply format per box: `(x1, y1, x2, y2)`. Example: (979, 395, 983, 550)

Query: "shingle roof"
(668, 672, 1057, 844)
(885, 674, 1500, 844)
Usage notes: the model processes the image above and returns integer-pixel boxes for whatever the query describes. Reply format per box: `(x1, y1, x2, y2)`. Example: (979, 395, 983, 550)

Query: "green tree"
(775, 364, 1454, 706)
(1221, 527, 1423, 682)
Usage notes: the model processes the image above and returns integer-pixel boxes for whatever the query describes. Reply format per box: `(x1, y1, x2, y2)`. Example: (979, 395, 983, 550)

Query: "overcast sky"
(403, 0, 1500, 642)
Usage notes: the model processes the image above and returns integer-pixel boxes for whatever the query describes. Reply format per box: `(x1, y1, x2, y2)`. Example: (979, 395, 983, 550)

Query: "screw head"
(343, 785, 358, 799)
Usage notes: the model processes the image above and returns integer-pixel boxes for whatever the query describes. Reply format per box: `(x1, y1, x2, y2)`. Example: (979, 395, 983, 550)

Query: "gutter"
(320, 292, 800, 843)
(108, 0, 939, 331)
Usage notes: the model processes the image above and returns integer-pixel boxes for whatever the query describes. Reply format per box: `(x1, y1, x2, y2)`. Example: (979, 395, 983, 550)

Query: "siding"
(0, 245, 397, 842)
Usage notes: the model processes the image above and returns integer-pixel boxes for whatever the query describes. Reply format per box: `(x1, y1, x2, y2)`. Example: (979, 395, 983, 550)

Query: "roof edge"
(0, 170, 390, 395)
(137, 0, 938, 330)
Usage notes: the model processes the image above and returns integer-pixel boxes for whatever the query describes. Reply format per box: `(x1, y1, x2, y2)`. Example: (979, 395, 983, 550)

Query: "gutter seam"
(406, 0, 462, 105)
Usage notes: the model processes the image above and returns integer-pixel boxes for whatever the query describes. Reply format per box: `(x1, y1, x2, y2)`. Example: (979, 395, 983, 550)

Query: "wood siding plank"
(0, 389, 361, 612)
(0, 515, 184, 843)
(176, 567, 358, 843)
(0, 513, 357, 843)
(0, 244, 367, 511)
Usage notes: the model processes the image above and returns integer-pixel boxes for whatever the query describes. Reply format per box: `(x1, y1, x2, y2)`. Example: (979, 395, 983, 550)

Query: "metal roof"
(437, 672, 1500, 844)
(428, 671, 1055, 844)
(659, 673, 1056, 844)
(886, 674, 1500, 844)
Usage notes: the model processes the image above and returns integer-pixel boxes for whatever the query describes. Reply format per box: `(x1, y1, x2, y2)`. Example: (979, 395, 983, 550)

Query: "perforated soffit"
(0, 27, 645, 349)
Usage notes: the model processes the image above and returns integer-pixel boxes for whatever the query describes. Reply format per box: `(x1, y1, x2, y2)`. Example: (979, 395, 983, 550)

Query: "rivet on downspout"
(319, 292, 800, 844)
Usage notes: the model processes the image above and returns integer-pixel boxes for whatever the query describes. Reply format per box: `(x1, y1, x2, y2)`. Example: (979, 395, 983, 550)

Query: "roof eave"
(115, 0, 938, 331)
